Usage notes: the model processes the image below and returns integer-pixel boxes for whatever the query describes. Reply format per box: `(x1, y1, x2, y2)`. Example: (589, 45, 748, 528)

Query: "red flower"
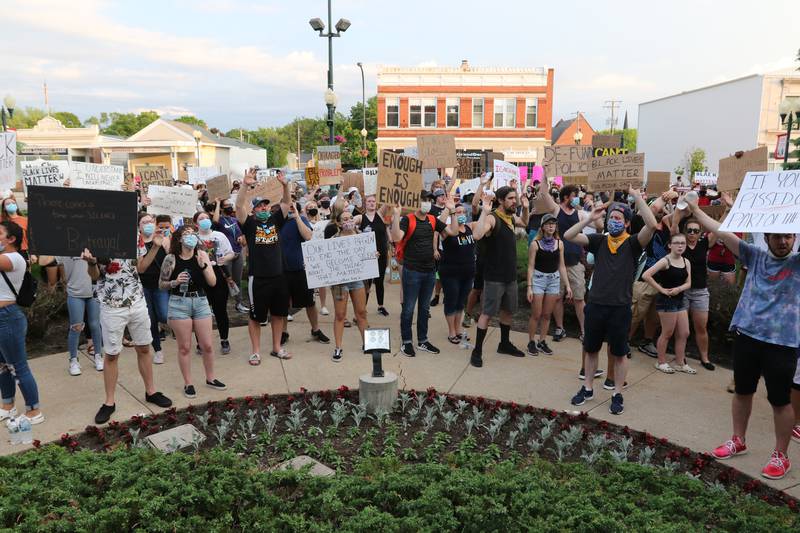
(105, 261, 121, 274)
(287, 395, 295, 403)
(300, 387, 308, 394)
(32, 439, 41, 449)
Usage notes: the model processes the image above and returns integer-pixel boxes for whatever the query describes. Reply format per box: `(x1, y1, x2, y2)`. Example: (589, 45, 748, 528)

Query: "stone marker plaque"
(145, 423, 205, 452)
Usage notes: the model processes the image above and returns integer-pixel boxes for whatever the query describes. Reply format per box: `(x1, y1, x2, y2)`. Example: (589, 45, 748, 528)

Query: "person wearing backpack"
(390, 190, 459, 357)
(0, 220, 44, 426)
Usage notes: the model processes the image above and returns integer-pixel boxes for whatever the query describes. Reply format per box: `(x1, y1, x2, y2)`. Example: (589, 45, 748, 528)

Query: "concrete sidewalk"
(2, 282, 798, 498)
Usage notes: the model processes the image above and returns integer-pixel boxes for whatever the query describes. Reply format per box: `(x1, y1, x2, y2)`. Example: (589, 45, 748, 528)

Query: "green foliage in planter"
(25, 287, 67, 338)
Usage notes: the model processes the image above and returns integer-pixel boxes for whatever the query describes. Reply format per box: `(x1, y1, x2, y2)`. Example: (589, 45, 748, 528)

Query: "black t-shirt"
(439, 226, 476, 279)
(139, 241, 166, 290)
(429, 204, 444, 217)
(557, 207, 582, 266)
(324, 222, 338, 239)
(242, 209, 286, 278)
(400, 214, 446, 272)
(682, 238, 709, 289)
(359, 212, 388, 254)
(483, 213, 517, 283)
(586, 233, 644, 306)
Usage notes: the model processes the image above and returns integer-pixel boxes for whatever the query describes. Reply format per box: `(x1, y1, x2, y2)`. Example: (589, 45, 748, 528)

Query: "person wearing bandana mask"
(686, 199, 800, 481)
(564, 187, 657, 416)
(212, 197, 248, 313)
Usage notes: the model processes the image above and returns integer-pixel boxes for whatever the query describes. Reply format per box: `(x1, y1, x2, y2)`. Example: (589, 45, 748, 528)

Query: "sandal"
(248, 353, 261, 366)
(448, 336, 461, 345)
(344, 320, 352, 328)
(655, 362, 675, 374)
(270, 349, 292, 360)
(675, 363, 697, 374)
(87, 344, 96, 357)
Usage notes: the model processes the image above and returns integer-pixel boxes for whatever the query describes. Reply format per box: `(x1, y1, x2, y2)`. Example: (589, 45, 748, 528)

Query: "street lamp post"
(357, 62, 367, 166)
(779, 97, 800, 165)
(193, 129, 202, 169)
(309, 1, 350, 146)
(573, 130, 583, 145)
(1, 95, 15, 132)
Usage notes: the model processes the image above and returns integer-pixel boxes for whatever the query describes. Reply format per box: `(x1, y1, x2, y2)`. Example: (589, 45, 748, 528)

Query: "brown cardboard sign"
(717, 146, 768, 192)
(417, 134, 457, 168)
(542, 146, 593, 178)
(588, 153, 645, 191)
(592, 147, 629, 157)
(252, 178, 284, 206)
(376, 150, 423, 210)
(646, 171, 671, 195)
(138, 166, 173, 193)
(305, 166, 320, 189)
(317, 146, 342, 185)
(700, 205, 727, 221)
(205, 174, 231, 202)
(592, 134, 623, 150)
(341, 171, 365, 199)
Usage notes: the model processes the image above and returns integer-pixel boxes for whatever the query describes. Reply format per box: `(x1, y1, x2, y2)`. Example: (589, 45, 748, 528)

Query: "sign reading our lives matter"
(718, 171, 800, 233)
(70, 162, 125, 190)
(301, 232, 379, 289)
(377, 150, 423, 210)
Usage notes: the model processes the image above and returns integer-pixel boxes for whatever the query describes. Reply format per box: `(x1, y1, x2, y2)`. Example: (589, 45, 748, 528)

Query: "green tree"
(784, 137, 800, 170)
(52, 111, 82, 128)
(84, 112, 110, 128)
(595, 128, 637, 152)
(686, 148, 707, 175)
(102, 111, 159, 137)
(174, 115, 207, 129)
(7, 107, 47, 129)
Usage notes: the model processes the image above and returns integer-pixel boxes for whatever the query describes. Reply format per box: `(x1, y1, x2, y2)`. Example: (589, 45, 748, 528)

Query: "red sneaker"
(761, 450, 792, 480)
(711, 436, 747, 459)
(792, 425, 800, 443)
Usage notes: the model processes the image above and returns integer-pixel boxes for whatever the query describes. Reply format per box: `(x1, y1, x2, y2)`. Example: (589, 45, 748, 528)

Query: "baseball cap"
(609, 202, 632, 221)
(433, 188, 446, 197)
(252, 198, 270, 208)
(541, 213, 557, 225)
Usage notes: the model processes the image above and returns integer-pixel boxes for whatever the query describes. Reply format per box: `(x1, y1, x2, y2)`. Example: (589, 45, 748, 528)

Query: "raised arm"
(515, 193, 529, 228)
(471, 191, 496, 240)
(537, 178, 559, 216)
(80, 249, 100, 282)
(631, 186, 657, 247)
(235, 168, 258, 224)
(686, 194, 742, 256)
(564, 204, 605, 247)
(212, 197, 222, 223)
(137, 233, 164, 273)
(390, 205, 405, 242)
(276, 171, 290, 218)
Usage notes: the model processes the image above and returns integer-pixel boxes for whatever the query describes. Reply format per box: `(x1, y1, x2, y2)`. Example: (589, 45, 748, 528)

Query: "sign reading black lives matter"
(377, 150, 423, 211)
(27, 186, 139, 259)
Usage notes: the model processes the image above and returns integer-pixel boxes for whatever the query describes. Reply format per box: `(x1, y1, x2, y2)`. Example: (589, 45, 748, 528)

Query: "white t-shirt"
(198, 230, 233, 264)
(0, 252, 27, 302)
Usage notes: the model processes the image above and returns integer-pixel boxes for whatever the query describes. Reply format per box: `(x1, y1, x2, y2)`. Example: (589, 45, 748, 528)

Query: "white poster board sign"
(363, 167, 378, 196)
(492, 160, 521, 192)
(693, 171, 717, 186)
(403, 146, 418, 159)
(458, 178, 481, 196)
(422, 168, 439, 190)
(70, 162, 125, 190)
(718, 171, 800, 233)
(21, 159, 69, 194)
(188, 166, 219, 184)
(146, 185, 198, 218)
(255, 169, 271, 181)
(0, 132, 16, 190)
(301, 232, 379, 289)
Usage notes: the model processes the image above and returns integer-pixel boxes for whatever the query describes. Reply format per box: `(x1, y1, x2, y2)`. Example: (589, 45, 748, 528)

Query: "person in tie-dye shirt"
(686, 199, 799, 481)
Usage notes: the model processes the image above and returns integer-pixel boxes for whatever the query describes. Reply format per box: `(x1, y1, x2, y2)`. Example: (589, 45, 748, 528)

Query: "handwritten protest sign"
(305, 166, 319, 189)
(592, 147, 629, 157)
(718, 146, 768, 192)
(187, 166, 219, 184)
(341, 171, 365, 199)
(301, 232, 379, 289)
(457, 178, 481, 196)
(377, 150, 423, 210)
(70, 162, 124, 191)
(317, 146, 342, 185)
(422, 169, 439, 190)
(138, 166, 173, 192)
(0, 132, 16, 190)
(718, 171, 800, 233)
(592, 134, 622, 150)
(205, 174, 231, 202)
(147, 185, 197, 218)
(252, 178, 284, 206)
(700, 205, 727, 221)
(27, 185, 138, 259)
(542, 146, 592, 179)
(255, 169, 272, 181)
(492, 160, 521, 192)
(417, 134, 457, 168)
(588, 153, 645, 191)
(693, 171, 717, 186)
(21, 159, 69, 194)
(646, 171, 671, 195)
(363, 167, 378, 196)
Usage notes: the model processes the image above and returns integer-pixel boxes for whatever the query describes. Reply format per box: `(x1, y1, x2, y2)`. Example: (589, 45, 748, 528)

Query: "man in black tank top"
(469, 186, 529, 368)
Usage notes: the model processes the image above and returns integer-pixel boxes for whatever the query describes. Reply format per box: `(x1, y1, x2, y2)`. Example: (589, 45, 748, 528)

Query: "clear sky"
(3, 0, 797, 133)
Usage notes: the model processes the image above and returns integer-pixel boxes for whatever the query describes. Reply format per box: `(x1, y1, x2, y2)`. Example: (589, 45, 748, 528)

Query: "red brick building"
(551, 112, 595, 146)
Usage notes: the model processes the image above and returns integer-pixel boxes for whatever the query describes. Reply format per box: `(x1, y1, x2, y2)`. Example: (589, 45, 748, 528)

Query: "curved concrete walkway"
(2, 283, 798, 498)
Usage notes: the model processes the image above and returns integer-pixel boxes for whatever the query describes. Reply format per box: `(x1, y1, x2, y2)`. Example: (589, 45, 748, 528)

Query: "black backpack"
(2, 269, 37, 307)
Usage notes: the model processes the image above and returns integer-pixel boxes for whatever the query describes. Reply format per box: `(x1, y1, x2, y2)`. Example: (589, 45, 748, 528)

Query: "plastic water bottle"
(7, 416, 32, 445)
(459, 338, 474, 350)
(179, 269, 190, 293)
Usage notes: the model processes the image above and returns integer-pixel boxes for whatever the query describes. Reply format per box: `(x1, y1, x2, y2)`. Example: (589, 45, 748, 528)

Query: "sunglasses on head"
(686, 228, 701, 234)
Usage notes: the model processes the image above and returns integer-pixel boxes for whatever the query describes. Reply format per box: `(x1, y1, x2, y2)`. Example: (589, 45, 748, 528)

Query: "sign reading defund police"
(718, 171, 800, 233)
(377, 150, 423, 210)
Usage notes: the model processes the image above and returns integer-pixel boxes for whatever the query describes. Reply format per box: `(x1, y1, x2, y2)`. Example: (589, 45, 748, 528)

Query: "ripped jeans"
(0, 304, 40, 410)
(67, 295, 103, 360)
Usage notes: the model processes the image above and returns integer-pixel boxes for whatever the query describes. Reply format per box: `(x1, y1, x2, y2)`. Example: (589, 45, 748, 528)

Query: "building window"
(386, 98, 399, 128)
(409, 98, 422, 127)
(446, 98, 459, 127)
(423, 98, 436, 127)
(494, 97, 516, 128)
(525, 98, 538, 128)
(472, 98, 484, 128)
(409, 98, 436, 128)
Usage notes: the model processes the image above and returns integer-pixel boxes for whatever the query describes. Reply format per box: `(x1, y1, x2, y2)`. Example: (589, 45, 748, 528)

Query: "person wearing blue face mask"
(137, 213, 171, 364)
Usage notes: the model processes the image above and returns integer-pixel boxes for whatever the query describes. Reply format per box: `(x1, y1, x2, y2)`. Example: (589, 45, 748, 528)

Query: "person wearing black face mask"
(319, 197, 332, 220)
(212, 197, 247, 313)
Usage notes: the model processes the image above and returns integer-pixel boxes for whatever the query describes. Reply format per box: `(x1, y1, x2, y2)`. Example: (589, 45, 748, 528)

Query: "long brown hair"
(169, 224, 199, 256)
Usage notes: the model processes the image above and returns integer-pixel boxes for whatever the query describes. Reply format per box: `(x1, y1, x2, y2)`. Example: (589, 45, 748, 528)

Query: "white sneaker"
(320, 307, 330, 316)
(0, 406, 17, 421)
(236, 303, 250, 314)
(287, 314, 294, 322)
(69, 359, 82, 376)
(153, 350, 164, 365)
(94, 354, 104, 371)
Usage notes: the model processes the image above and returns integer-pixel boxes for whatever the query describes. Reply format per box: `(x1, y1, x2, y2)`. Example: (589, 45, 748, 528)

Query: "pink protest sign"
(519, 166, 528, 184)
(531, 165, 544, 182)
(553, 176, 563, 186)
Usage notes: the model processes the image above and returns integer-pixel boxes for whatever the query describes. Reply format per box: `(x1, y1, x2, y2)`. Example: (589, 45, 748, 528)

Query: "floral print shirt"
(95, 259, 144, 308)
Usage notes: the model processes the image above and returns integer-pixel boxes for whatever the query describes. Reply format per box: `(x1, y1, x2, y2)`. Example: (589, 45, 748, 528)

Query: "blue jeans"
(0, 305, 40, 410)
(440, 275, 474, 316)
(143, 286, 169, 352)
(400, 268, 436, 345)
(66, 295, 102, 360)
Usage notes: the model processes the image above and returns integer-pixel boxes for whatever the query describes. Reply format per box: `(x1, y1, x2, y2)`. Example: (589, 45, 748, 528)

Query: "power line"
(603, 100, 622, 134)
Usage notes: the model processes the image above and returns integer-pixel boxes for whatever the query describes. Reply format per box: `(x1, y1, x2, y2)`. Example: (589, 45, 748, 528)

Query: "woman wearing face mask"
(1, 197, 29, 260)
(329, 210, 370, 362)
(439, 203, 479, 343)
(0, 221, 44, 425)
(137, 214, 171, 364)
(212, 198, 248, 314)
(305, 201, 331, 316)
(318, 196, 332, 220)
(194, 211, 235, 355)
(324, 199, 354, 325)
(159, 225, 226, 398)
(355, 195, 390, 317)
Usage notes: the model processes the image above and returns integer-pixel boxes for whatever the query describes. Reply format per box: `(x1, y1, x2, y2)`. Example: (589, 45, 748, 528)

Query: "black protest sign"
(376, 150, 423, 210)
(27, 186, 139, 259)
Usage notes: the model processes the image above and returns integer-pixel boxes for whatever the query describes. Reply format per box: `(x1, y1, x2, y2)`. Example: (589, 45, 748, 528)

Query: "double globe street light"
(1, 94, 16, 132)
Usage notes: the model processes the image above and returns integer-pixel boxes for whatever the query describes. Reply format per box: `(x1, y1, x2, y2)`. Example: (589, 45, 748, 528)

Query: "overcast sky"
(3, 0, 797, 133)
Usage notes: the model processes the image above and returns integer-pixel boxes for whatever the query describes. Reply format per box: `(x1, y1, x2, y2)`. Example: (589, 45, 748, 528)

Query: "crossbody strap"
(1, 270, 19, 299)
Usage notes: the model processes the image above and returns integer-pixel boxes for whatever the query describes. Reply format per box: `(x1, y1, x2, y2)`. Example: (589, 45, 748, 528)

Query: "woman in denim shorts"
(642, 233, 694, 374)
(526, 214, 571, 356)
(159, 225, 226, 398)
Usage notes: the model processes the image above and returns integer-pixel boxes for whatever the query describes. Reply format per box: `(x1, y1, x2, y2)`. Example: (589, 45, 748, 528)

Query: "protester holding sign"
(211, 198, 248, 313)
(1, 197, 28, 259)
(195, 211, 235, 356)
(355, 195, 390, 317)
(136, 214, 171, 365)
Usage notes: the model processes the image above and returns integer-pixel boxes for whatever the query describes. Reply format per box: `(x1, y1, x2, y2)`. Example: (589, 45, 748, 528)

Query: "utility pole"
(604, 100, 622, 134)
(297, 121, 301, 170)
(44, 81, 49, 116)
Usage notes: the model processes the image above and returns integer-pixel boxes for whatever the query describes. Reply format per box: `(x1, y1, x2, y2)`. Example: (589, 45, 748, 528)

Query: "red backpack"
(395, 214, 436, 262)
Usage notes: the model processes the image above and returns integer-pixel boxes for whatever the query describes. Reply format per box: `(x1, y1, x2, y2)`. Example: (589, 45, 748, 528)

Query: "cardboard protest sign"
(341, 171, 365, 199)
(138, 166, 173, 192)
(693, 171, 717, 186)
(588, 153, 645, 191)
(147, 185, 198, 218)
(718, 171, 800, 233)
(592, 134, 622, 150)
(592, 147, 629, 157)
(255, 169, 271, 181)
(700, 205, 727, 221)
(457, 178, 481, 196)
(21, 159, 69, 194)
(305, 166, 320, 189)
(69, 162, 124, 191)
(532, 192, 553, 215)
(376, 150, 423, 211)
(188, 166, 219, 184)
(363, 167, 378, 196)
(417, 134, 457, 168)
(493, 160, 521, 192)
(251, 178, 284, 206)
(205, 174, 231, 202)
(542, 146, 592, 179)
(0, 132, 16, 190)
(317, 146, 342, 185)
(718, 146, 768, 192)
(301, 232, 379, 289)
(646, 171, 671, 195)
(27, 185, 138, 259)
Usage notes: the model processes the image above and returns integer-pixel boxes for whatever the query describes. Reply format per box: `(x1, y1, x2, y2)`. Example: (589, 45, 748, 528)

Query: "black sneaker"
(609, 393, 624, 415)
(312, 329, 331, 344)
(206, 379, 227, 391)
(578, 367, 586, 380)
(377, 306, 389, 317)
(195, 344, 202, 355)
(536, 340, 554, 355)
(184, 385, 197, 399)
(579, 368, 605, 380)
(401, 343, 416, 357)
(94, 403, 116, 424)
(145, 391, 173, 408)
(430, 294, 440, 307)
(603, 379, 629, 390)
(332, 348, 343, 362)
(220, 340, 231, 355)
(470, 348, 483, 368)
(701, 361, 716, 371)
(417, 341, 440, 354)
(280, 331, 289, 346)
(552, 328, 567, 342)
(497, 342, 524, 357)
(526, 340, 539, 356)
(571, 386, 594, 406)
